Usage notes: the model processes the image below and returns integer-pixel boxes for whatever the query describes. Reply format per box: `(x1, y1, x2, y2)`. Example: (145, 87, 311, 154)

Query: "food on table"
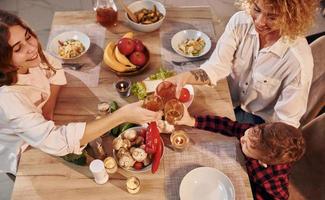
(112, 137, 131, 150)
(126, 176, 141, 194)
(103, 32, 149, 72)
(131, 68, 175, 100)
(61, 151, 87, 166)
(131, 148, 147, 162)
(58, 39, 85, 59)
(123, 129, 137, 141)
(97, 101, 111, 113)
(131, 81, 147, 100)
(148, 67, 175, 80)
(118, 153, 136, 168)
(132, 5, 163, 24)
(145, 122, 163, 173)
(179, 87, 191, 102)
(178, 37, 206, 56)
(157, 119, 175, 133)
(104, 156, 118, 174)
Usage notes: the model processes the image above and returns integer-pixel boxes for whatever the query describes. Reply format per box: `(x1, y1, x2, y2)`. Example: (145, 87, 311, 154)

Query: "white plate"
(49, 31, 90, 60)
(180, 167, 235, 200)
(171, 30, 211, 58)
(112, 126, 164, 173)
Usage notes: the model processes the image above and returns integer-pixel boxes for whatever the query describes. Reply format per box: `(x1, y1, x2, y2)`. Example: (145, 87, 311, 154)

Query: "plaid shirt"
(195, 115, 291, 200)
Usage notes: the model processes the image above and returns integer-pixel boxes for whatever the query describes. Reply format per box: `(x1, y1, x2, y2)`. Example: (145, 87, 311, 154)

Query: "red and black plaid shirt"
(195, 115, 291, 200)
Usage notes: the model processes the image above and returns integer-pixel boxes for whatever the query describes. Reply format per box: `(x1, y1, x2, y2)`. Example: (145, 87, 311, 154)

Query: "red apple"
(134, 39, 145, 52)
(117, 38, 135, 56)
(129, 51, 147, 66)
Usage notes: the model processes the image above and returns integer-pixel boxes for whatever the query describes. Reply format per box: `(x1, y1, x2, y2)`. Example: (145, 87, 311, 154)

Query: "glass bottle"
(93, 0, 118, 27)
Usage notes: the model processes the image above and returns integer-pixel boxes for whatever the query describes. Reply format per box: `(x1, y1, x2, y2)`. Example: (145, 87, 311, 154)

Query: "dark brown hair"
(0, 9, 55, 87)
(250, 122, 305, 164)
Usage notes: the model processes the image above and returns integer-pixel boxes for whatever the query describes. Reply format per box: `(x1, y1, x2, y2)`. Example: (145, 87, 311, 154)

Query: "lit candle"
(115, 78, 131, 97)
(104, 156, 118, 174)
(170, 130, 190, 151)
(126, 176, 141, 194)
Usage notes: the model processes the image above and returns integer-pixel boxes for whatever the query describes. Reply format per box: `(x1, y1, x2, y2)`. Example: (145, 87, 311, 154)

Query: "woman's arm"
(42, 84, 62, 120)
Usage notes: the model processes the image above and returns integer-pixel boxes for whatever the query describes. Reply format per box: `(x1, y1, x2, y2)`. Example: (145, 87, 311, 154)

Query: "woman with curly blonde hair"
(168, 0, 319, 128)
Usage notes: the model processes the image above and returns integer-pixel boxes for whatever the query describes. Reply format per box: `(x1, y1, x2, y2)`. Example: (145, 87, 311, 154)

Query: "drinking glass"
(143, 94, 163, 112)
(114, 78, 131, 97)
(93, 0, 118, 27)
(164, 99, 184, 124)
(155, 81, 176, 104)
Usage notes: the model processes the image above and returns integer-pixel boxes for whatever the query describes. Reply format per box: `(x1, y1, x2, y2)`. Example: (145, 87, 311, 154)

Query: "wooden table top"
(11, 6, 253, 200)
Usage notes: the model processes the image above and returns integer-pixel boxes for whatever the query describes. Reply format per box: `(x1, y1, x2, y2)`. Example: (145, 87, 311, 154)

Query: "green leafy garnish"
(149, 68, 175, 80)
(131, 81, 147, 100)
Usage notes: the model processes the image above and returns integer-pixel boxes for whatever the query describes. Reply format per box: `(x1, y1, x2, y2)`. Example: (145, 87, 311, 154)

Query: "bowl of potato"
(126, 0, 166, 32)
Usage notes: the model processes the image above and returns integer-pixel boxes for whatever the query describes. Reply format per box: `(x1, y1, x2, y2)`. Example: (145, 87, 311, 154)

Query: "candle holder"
(126, 176, 141, 194)
(104, 156, 118, 174)
(170, 130, 190, 152)
(114, 78, 131, 97)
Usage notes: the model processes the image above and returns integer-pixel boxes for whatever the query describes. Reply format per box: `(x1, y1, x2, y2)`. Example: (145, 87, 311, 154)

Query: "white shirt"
(201, 11, 313, 127)
(0, 53, 86, 174)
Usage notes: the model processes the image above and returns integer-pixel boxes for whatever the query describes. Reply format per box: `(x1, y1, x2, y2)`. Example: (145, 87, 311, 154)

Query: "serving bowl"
(171, 29, 211, 58)
(126, 0, 166, 32)
(49, 31, 90, 60)
(112, 126, 164, 173)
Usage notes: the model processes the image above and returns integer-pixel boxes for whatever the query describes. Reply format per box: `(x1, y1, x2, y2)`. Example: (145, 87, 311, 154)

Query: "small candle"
(115, 78, 131, 97)
(89, 159, 109, 184)
(126, 176, 141, 194)
(170, 130, 190, 151)
(104, 156, 118, 174)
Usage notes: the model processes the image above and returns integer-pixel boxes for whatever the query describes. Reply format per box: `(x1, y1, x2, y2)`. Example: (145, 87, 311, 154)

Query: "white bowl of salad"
(171, 30, 211, 58)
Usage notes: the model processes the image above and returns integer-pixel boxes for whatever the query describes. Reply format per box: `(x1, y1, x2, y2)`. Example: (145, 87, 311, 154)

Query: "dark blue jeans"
(234, 107, 265, 125)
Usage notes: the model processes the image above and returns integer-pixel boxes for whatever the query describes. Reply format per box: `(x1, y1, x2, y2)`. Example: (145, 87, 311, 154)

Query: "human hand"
(118, 101, 163, 124)
(174, 104, 195, 127)
(165, 72, 191, 99)
(42, 101, 54, 120)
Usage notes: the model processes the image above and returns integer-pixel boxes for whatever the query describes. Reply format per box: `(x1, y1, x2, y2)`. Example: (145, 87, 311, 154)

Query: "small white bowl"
(171, 30, 211, 58)
(49, 31, 90, 60)
(126, 0, 166, 32)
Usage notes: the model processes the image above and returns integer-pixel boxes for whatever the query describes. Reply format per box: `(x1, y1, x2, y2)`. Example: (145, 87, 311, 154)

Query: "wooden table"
(11, 7, 253, 200)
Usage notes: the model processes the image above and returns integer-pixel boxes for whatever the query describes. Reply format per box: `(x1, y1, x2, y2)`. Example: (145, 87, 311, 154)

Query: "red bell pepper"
(144, 121, 162, 173)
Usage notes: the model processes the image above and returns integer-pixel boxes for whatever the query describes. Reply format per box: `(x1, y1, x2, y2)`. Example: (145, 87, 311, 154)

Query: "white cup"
(89, 159, 109, 184)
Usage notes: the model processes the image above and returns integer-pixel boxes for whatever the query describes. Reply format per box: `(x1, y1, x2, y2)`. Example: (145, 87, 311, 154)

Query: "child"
(177, 109, 305, 200)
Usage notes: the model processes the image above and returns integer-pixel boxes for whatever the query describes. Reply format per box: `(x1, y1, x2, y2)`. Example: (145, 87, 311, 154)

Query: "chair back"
(300, 36, 325, 127)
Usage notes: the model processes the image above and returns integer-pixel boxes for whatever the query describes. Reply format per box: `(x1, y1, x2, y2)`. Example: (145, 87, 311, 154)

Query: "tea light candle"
(89, 159, 109, 184)
(126, 176, 141, 194)
(115, 78, 131, 97)
(170, 130, 190, 151)
(104, 156, 118, 174)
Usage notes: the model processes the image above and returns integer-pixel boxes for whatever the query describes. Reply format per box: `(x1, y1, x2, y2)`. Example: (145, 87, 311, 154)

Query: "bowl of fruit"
(103, 32, 150, 76)
(112, 125, 164, 173)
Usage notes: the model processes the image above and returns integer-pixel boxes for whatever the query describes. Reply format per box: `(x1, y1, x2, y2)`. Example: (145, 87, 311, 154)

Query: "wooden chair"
(289, 113, 325, 200)
(299, 36, 325, 127)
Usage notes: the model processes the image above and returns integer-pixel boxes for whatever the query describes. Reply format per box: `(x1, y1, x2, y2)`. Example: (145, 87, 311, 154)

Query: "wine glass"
(155, 81, 176, 104)
(143, 94, 163, 112)
(164, 99, 184, 125)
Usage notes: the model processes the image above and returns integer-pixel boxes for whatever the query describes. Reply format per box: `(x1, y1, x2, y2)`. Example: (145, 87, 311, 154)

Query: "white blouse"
(0, 53, 86, 174)
(200, 11, 313, 127)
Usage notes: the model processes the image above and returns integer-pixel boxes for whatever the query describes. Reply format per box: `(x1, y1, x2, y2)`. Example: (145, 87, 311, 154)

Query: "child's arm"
(255, 176, 289, 200)
(194, 115, 253, 139)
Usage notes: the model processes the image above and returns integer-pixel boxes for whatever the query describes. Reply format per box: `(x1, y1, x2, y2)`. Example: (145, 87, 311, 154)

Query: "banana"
(122, 32, 133, 39)
(103, 42, 136, 72)
(114, 46, 137, 68)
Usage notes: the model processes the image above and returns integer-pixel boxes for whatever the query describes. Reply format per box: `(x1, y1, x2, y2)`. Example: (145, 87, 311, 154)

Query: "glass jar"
(93, 0, 118, 27)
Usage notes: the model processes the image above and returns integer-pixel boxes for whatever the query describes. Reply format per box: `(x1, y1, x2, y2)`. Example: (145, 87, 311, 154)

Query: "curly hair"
(0, 9, 55, 87)
(240, 0, 319, 40)
(250, 122, 305, 165)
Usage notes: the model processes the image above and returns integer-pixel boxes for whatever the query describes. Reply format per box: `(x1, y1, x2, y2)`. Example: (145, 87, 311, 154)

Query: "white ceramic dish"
(126, 0, 166, 32)
(49, 31, 90, 60)
(112, 126, 164, 173)
(171, 30, 211, 58)
(180, 167, 235, 200)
